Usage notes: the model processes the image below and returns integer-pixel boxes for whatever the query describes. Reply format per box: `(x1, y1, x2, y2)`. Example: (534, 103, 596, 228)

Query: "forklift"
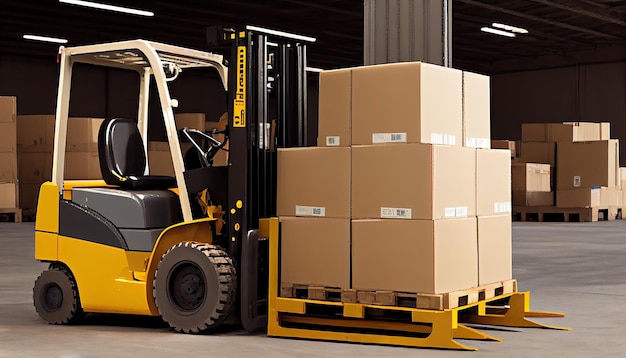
(33, 26, 311, 333)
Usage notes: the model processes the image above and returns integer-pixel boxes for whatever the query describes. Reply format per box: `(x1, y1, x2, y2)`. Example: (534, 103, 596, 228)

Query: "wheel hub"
(43, 283, 63, 312)
(170, 264, 206, 311)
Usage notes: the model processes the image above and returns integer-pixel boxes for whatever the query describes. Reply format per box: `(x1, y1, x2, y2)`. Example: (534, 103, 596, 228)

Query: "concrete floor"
(0, 221, 625, 357)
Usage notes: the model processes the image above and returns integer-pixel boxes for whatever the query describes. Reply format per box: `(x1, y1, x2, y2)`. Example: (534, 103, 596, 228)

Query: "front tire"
(33, 266, 83, 324)
(153, 242, 236, 333)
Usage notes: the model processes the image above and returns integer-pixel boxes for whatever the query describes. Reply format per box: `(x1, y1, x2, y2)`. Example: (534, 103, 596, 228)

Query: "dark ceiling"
(1, 0, 625, 74)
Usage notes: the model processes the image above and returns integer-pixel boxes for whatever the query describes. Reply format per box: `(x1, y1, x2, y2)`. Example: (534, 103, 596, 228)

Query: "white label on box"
(432, 133, 456, 145)
(372, 133, 407, 144)
(455, 206, 468, 217)
(444, 207, 457, 217)
(494, 201, 512, 213)
(474, 138, 490, 149)
(295, 205, 326, 217)
(573, 176, 581, 187)
(325, 136, 340, 146)
(381, 207, 412, 219)
(465, 138, 476, 147)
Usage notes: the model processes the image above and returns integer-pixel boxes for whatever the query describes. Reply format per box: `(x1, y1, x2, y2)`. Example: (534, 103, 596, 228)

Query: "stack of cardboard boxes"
(277, 62, 512, 297)
(16, 115, 103, 210)
(513, 122, 621, 216)
(0, 97, 18, 209)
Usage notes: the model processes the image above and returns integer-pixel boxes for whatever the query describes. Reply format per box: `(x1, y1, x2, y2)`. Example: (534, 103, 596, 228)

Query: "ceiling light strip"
(59, 0, 154, 17)
(23, 34, 68, 44)
(492, 23, 528, 34)
(480, 27, 516, 38)
(246, 25, 316, 43)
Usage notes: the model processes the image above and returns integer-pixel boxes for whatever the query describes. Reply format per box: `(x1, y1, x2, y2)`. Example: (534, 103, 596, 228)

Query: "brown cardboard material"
(351, 218, 478, 294)
(16, 115, 55, 146)
(19, 183, 41, 210)
(147, 149, 174, 176)
(556, 188, 603, 208)
(352, 62, 462, 146)
(66, 118, 104, 151)
(352, 144, 475, 220)
(512, 191, 554, 206)
(280, 217, 350, 288)
(0, 183, 17, 208)
(557, 140, 619, 190)
(277, 147, 350, 219)
(0, 122, 16, 152)
(511, 163, 551, 191)
(318, 69, 351, 147)
(17, 149, 53, 184)
(0, 153, 17, 183)
(600, 122, 610, 140)
(0, 97, 16, 123)
(462, 71, 490, 149)
(521, 122, 603, 142)
(519, 142, 556, 166)
(477, 215, 512, 285)
(491, 140, 518, 158)
(601, 187, 621, 208)
(476, 149, 511, 216)
(175, 113, 205, 132)
(64, 151, 101, 180)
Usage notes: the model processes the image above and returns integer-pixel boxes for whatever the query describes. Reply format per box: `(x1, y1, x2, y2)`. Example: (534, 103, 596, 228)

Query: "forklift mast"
(211, 26, 315, 331)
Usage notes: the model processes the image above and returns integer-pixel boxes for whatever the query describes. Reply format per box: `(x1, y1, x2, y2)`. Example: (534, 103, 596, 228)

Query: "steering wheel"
(180, 127, 228, 168)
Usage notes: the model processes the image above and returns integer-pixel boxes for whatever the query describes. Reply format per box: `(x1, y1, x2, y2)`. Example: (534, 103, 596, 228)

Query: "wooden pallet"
(20, 209, 36, 222)
(281, 279, 517, 310)
(0, 208, 22, 223)
(513, 206, 611, 222)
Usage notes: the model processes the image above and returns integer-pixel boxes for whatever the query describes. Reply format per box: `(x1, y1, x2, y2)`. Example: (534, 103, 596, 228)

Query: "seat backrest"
(98, 118, 147, 185)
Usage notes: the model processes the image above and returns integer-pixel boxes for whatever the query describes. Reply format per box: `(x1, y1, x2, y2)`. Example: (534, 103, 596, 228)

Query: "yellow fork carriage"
(261, 218, 569, 351)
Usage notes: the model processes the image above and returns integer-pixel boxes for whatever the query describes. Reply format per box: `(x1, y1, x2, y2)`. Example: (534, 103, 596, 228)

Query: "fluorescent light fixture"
(492, 23, 528, 34)
(246, 25, 316, 43)
(59, 0, 154, 17)
(305, 67, 324, 73)
(23, 34, 68, 44)
(481, 27, 516, 38)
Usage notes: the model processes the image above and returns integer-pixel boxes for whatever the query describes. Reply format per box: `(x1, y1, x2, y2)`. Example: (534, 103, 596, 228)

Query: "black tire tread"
(33, 264, 84, 325)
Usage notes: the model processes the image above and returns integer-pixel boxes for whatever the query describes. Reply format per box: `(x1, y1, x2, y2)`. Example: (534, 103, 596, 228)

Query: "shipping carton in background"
(175, 113, 206, 132)
(0, 153, 17, 183)
(477, 215, 512, 285)
(0, 97, 17, 123)
(19, 183, 41, 210)
(557, 140, 619, 190)
(64, 151, 101, 180)
(462, 71, 490, 149)
(17, 147, 53, 184)
(521, 122, 607, 142)
(0, 122, 16, 153)
(277, 147, 350, 219)
(280, 217, 350, 289)
(512, 191, 554, 206)
(0, 183, 17, 208)
(511, 163, 551, 191)
(16, 115, 55, 146)
(519, 142, 556, 166)
(351, 218, 478, 294)
(476, 149, 511, 216)
(317, 69, 351, 147)
(491, 140, 519, 159)
(556, 187, 603, 208)
(351, 144, 475, 220)
(66, 118, 103, 151)
(351, 62, 462, 146)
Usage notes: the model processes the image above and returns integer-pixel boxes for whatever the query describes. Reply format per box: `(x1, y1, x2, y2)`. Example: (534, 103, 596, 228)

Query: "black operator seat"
(98, 118, 177, 190)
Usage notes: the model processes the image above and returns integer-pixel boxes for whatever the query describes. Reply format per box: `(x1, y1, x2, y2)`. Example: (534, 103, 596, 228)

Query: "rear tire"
(33, 266, 83, 324)
(153, 242, 236, 333)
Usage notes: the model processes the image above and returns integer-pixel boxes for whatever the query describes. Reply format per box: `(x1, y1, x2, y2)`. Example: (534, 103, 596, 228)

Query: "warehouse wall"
(491, 61, 626, 162)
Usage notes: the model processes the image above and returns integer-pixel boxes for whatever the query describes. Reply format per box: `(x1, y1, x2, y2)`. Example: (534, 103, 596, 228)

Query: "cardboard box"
(277, 147, 350, 219)
(462, 71, 490, 149)
(556, 187, 603, 208)
(19, 183, 41, 210)
(511, 163, 551, 192)
(557, 140, 619, 190)
(280, 217, 350, 288)
(0, 96, 16, 123)
(0, 183, 17, 208)
(175, 113, 205, 132)
(477, 215, 512, 285)
(351, 62, 462, 146)
(0, 122, 16, 153)
(352, 218, 478, 294)
(17, 149, 53, 184)
(476, 149, 511, 216)
(64, 151, 101, 180)
(0, 153, 17, 183)
(66, 118, 104, 151)
(602, 187, 622, 208)
(519, 142, 556, 166)
(318, 69, 351, 147)
(16, 115, 55, 146)
(491, 140, 519, 159)
(600, 122, 610, 140)
(352, 144, 475, 220)
(147, 148, 174, 176)
(512, 191, 554, 206)
(521, 122, 603, 142)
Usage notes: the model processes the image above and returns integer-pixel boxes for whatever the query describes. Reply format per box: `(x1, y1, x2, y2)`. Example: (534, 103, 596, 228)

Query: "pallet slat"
(512, 206, 621, 222)
(0, 208, 22, 223)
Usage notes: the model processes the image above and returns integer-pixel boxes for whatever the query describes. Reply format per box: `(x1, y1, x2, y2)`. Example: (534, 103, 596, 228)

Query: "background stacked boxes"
(511, 122, 621, 220)
(277, 62, 512, 301)
(0, 97, 18, 210)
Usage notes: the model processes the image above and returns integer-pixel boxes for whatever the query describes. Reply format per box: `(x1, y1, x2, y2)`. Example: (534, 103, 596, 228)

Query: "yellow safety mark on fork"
(233, 45, 246, 128)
